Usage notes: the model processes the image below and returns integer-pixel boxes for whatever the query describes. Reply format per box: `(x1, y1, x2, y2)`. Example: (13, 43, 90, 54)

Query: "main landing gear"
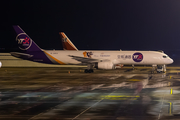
(84, 69, 94, 73)
(84, 64, 94, 73)
(151, 65, 157, 73)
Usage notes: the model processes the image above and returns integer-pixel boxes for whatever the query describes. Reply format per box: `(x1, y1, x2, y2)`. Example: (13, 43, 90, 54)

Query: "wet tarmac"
(0, 67, 180, 120)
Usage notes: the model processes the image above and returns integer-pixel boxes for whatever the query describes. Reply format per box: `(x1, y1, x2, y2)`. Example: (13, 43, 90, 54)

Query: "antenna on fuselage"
(157, 50, 164, 53)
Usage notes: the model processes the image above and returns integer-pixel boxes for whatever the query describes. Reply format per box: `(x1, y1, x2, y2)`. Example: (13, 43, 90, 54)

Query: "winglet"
(59, 32, 78, 51)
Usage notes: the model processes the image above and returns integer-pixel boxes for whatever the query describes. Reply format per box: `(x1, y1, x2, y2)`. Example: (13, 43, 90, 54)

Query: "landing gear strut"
(151, 65, 157, 73)
(84, 64, 94, 73)
(163, 65, 166, 73)
(132, 64, 135, 70)
(152, 64, 166, 73)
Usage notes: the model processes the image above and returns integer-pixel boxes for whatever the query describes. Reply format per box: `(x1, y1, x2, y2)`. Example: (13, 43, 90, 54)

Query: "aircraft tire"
(84, 69, 88, 73)
(89, 69, 94, 73)
(84, 69, 94, 73)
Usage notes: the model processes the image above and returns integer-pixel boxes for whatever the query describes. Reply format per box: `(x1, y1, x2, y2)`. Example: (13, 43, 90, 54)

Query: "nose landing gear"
(152, 64, 166, 73)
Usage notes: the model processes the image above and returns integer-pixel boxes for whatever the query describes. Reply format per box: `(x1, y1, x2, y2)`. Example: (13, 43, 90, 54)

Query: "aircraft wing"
(10, 52, 33, 59)
(69, 55, 109, 63)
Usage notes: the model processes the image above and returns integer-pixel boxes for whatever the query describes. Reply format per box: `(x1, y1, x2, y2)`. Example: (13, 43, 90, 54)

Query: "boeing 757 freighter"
(59, 32, 173, 72)
(11, 25, 173, 73)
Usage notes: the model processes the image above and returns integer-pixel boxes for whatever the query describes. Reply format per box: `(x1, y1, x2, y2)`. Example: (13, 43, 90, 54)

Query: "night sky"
(1, 0, 180, 53)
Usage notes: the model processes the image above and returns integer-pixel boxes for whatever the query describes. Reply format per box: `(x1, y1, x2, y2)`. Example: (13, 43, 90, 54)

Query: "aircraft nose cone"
(165, 58, 173, 64)
(170, 58, 174, 64)
(167, 58, 173, 64)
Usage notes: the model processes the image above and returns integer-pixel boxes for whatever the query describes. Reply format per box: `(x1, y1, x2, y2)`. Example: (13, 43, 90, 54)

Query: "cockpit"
(163, 56, 167, 58)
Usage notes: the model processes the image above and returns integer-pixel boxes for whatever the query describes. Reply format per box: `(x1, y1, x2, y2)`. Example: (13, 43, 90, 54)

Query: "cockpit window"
(163, 56, 167, 58)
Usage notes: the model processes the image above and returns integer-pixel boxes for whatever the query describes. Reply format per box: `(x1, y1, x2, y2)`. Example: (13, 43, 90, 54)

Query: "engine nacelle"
(95, 62, 116, 70)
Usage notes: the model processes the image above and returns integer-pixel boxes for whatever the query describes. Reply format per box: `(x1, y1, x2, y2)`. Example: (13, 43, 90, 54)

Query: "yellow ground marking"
(169, 102, 172, 115)
(129, 79, 141, 81)
(170, 89, 173, 95)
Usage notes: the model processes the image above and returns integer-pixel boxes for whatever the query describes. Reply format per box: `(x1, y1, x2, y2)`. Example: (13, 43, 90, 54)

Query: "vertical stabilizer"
(59, 32, 78, 51)
(13, 25, 42, 52)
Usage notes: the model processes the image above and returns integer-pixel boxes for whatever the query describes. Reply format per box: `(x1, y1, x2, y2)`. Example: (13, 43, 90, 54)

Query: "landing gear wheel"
(84, 69, 88, 73)
(84, 69, 94, 73)
(89, 69, 94, 73)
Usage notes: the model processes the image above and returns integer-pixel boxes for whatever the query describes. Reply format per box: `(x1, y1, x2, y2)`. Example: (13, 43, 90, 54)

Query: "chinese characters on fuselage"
(117, 55, 131, 59)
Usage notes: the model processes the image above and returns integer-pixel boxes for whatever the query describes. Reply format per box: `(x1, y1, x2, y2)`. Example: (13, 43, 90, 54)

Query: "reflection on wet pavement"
(0, 67, 179, 120)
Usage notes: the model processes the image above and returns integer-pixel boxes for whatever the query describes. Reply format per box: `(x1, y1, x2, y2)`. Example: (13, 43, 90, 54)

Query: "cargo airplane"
(11, 25, 173, 73)
(59, 32, 173, 72)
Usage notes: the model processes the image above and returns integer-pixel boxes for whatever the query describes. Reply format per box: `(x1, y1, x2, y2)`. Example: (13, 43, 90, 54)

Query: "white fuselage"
(44, 50, 173, 65)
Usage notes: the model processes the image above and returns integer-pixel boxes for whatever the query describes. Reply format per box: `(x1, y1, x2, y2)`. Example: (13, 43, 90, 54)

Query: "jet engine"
(95, 62, 116, 69)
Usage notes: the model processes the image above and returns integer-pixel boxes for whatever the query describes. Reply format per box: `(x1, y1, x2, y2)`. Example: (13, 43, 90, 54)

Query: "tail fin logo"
(62, 37, 67, 42)
(23, 37, 30, 44)
(16, 33, 32, 50)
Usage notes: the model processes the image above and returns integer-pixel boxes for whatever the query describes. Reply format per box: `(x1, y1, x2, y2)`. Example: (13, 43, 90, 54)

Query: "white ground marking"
(91, 84, 104, 90)
(109, 74, 122, 79)
(71, 98, 104, 120)
(158, 94, 165, 120)
(71, 89, 120, 120)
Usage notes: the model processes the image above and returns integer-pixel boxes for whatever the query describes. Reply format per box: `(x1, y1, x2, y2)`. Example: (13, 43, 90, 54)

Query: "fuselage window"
(163, 56, 167, 58)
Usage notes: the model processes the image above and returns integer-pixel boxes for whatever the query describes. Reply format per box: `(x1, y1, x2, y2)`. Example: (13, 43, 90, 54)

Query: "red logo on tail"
(23, 37, 30, 44)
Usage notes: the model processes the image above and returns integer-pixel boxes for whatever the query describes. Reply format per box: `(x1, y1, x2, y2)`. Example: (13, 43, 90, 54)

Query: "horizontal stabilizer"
(10, 52, 33, 59)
